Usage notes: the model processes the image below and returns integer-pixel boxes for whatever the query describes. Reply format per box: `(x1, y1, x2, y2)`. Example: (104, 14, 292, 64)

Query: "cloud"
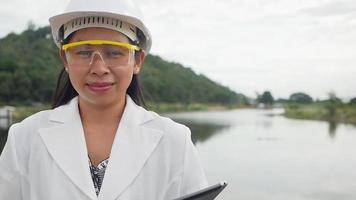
(0, 0, 69, 37)
(300, 0, 356, 17)
(1, 0, 356, 99)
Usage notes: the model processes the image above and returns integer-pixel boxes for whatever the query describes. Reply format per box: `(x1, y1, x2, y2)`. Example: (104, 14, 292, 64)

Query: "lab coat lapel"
(99, 96, 163, 200)
(39, 97, 97, 200)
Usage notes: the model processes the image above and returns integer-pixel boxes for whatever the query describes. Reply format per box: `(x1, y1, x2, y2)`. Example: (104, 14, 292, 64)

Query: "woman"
(0, 0, 208, 199)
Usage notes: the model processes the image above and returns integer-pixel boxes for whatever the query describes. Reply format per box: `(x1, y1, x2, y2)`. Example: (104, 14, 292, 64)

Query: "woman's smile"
(87, 82, 115, 92)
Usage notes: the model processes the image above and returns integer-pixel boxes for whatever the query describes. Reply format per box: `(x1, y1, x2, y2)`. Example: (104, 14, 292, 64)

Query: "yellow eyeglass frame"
(62, 40, 140, 51)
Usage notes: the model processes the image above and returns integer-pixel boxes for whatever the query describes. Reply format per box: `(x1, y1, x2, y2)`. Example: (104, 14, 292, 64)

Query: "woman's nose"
(89, 51, 106, 66)
(89, 51, 110, 75)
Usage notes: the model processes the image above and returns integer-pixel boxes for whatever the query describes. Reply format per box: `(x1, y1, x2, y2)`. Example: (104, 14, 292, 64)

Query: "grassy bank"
(284, 103, 356, 124)
(146, 102, 246, 113)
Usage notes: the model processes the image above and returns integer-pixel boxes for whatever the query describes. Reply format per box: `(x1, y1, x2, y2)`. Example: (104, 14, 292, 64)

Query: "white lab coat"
(0, 96, 208, 200)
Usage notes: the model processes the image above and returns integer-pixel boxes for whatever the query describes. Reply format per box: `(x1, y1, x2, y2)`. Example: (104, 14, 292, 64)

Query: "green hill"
(0, 26, 246, 106)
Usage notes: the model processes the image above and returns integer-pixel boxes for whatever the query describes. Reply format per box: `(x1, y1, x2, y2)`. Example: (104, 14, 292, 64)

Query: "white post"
(0, 106, 15, 129)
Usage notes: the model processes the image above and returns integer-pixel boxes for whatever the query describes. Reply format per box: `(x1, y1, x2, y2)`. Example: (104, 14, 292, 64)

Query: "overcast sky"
(1, 0, 356, 100)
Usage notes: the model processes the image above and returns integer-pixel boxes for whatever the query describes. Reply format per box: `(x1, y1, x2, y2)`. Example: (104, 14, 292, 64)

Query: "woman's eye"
(109, 51, 125, 57)
(76, 51, 92, 57)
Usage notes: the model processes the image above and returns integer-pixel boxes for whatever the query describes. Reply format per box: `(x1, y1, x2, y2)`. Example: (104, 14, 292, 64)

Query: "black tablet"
(174, 181, 228, 200)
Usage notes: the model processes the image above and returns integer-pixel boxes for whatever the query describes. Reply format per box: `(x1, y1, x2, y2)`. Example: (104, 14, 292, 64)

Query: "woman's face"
(60, 27, 144, 107)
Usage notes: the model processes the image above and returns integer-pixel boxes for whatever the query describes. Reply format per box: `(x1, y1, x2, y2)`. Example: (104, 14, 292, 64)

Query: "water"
(165, 108, 356, 200)
(1, 108, 355, 199)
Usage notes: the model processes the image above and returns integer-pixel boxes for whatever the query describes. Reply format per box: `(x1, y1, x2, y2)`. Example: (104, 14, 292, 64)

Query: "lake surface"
(1, 108, 355, 200)
(165, 108, 356, 200)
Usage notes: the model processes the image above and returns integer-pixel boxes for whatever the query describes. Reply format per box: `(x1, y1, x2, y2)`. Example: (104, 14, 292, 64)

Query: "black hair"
(51, 29, 146, 108)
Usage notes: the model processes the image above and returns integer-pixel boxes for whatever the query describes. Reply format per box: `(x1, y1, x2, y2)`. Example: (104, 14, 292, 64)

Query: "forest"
(0, 25, 246, 106)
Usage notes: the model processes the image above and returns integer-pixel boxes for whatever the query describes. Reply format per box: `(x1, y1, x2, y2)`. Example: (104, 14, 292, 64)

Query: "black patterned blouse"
(88, 156, 110, 196)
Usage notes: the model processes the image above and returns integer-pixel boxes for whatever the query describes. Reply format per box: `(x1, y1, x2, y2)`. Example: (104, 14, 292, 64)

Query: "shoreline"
(10, 103, 248, 123)
(8, 103, 356, 126)
(283, 104, 356, 125)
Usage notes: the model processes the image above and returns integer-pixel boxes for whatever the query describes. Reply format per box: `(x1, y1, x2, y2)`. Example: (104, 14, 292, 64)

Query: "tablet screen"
(174, 181, 228, 200)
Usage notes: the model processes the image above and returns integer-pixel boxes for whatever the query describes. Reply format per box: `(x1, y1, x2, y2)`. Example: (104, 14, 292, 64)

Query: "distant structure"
(0, 106, 15, 130)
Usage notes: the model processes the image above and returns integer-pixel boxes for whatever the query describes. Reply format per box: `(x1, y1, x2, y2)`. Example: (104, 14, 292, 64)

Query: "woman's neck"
(78, 97, 126, 126)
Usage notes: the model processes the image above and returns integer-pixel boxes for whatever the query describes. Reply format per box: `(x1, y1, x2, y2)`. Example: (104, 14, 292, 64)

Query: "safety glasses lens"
(65, 44, 133, 67)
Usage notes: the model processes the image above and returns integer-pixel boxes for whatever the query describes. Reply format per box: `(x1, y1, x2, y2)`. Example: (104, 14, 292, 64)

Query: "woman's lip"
(88, 82, 114, 87)
(87, 82, 114, 92)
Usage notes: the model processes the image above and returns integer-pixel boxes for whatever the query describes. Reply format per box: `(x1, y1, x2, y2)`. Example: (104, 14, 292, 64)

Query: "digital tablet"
(174, 181, 228, 200)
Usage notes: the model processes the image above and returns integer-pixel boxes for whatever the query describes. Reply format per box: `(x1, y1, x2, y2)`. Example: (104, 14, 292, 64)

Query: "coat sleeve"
(0, 124, 22, 200)
(179, 127, 209, 196)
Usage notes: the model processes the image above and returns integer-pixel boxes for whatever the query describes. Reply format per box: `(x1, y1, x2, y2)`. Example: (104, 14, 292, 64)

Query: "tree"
(327, 91, 342, 104)
(259, 91, 274, 106)
(27, 20, 36, 31)
(324, 92, 342, 120)
(349, 97, 356, 105)
(289, 92, 313, 104)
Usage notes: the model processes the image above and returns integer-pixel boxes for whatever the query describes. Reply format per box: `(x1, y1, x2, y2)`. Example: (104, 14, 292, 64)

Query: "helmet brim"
(49, 11, 152, 53)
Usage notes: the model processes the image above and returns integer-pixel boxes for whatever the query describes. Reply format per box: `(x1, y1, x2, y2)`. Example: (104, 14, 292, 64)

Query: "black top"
(88, 156, 110, 196)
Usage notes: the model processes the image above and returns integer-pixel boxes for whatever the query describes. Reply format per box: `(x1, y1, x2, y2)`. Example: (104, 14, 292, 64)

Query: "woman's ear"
(133, 50, 146, 74)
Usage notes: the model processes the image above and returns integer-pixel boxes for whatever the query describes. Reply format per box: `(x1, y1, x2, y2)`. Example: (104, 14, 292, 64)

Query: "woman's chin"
(79, 92, 124, 108)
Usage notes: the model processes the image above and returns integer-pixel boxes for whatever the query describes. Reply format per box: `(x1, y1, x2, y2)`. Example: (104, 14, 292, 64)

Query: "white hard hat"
(49, 0, 152, 53)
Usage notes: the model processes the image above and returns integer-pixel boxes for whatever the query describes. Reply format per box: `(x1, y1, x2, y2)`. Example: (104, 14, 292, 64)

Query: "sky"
(1, 0, 356, 100)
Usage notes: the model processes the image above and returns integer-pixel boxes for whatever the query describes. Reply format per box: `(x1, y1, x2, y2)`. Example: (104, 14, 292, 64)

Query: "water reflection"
(328, 121, 337, 139)
(172, 119, 229, 144)
(266, 113, 346, 140)
(0, 129, 8, 154)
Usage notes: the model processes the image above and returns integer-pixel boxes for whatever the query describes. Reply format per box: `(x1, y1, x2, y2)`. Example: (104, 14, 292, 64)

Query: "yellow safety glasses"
(62, 40, 140, 68)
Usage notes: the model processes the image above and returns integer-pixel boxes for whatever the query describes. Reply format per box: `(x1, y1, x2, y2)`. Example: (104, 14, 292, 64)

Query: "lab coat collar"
(39, 95, 163, 200)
